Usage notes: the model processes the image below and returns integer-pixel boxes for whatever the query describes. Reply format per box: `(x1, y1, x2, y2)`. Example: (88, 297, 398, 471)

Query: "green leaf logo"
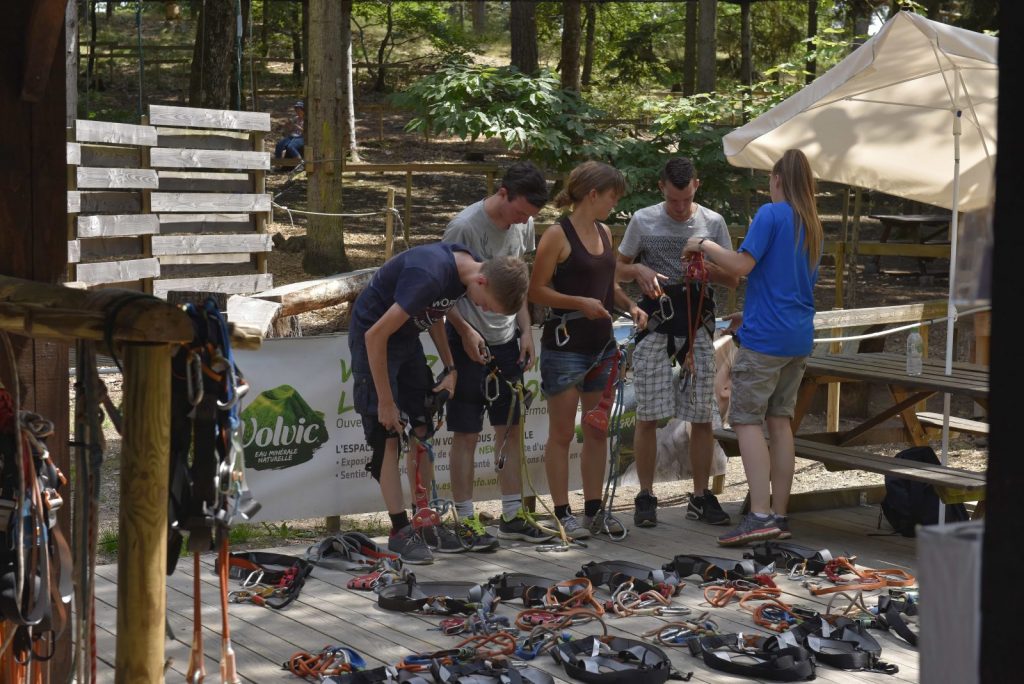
(241, 385, 328, 471)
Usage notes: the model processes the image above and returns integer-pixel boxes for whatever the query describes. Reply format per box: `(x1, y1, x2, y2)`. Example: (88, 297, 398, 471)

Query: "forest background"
(74, 0, 995, 555)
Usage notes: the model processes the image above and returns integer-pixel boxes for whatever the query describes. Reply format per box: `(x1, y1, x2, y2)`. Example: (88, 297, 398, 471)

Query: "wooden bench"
(713, 428, 985, 506)
(270, 156, 303, 170)
(915, 411, 988, 437)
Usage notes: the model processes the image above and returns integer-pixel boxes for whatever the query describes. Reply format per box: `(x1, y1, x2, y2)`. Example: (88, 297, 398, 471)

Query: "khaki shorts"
(728, 347, 808, 425)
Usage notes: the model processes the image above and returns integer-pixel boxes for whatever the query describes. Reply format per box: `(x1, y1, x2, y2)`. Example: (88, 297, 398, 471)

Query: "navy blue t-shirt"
(351, 243, 475, 337)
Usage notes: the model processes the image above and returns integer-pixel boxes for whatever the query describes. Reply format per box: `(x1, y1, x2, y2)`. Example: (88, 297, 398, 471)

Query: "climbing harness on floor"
(686, 633, 816, 681)
(305, 531, 400, 571)
(166, 299, 260, 684)
(550, 634, 685, 684)
(216, 551, 313, 610)
(0, 332, 73, 680)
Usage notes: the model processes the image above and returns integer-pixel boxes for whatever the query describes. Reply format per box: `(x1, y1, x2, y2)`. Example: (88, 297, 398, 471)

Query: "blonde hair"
(481, 256, 529, 314)
(553, 161, 626, 209)
(772, 149, 823, 268)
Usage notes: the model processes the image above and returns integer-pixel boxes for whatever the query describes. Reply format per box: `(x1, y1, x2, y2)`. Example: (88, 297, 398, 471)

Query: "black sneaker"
(387, 525, 434, 565)
(458, 515, 500, 552)
(421, 523, 469, 554)
(634, 491, 658, 528)
(497, 509, 554, 543)
(686, 489, 731, 526)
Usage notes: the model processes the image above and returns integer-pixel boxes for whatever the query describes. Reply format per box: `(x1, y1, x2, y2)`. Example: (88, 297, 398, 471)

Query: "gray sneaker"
(422, 523, 469, 554)
(458, 515, 500, 552)
(542, 514, 591, 540)
(387, 525, 434, 565)
(717, 512, 781, 547)
(583, 509, 626, 536)
(497, 509, 555, 543)
(773, 515, 792, 540)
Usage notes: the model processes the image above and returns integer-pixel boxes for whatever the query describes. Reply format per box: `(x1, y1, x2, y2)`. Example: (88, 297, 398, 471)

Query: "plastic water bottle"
(906, 328, 923, 376)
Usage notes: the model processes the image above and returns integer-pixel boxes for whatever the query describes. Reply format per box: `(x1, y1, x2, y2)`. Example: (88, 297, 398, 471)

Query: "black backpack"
(879, 446, 969, 537)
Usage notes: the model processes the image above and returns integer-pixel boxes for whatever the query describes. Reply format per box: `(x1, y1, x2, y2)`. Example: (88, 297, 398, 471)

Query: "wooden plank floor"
(92, 500, 922, 683)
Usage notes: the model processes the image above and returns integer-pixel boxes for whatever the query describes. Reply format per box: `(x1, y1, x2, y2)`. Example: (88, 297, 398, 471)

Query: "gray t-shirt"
(619, 202, 731, 279)
(442, 199, 535, 344)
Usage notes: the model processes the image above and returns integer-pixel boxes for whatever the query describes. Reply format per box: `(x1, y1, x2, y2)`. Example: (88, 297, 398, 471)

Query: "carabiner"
(658, 294, 674, 321)
(484, 371, 501, 403)
(554, 317, 570, 347)
(186, 352, 204, 406)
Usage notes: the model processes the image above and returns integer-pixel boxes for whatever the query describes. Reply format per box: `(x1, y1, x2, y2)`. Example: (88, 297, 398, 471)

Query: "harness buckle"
(186, 352, 204, 406)
(241, 569, 264, 588)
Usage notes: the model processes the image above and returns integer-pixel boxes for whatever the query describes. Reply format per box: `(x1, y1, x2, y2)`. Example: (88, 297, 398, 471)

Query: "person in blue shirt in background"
(682, 149, 823, 547)
(274, 100, 305, 159)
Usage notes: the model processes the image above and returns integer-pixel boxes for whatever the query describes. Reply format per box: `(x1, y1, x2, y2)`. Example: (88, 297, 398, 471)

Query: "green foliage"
(390, 58, 618, 172)
(99, 529, 119, 555)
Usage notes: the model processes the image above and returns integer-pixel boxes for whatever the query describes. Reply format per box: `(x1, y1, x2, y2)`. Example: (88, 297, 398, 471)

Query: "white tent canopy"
(724, 11, 996, 212)
(723, 11, 997, 487)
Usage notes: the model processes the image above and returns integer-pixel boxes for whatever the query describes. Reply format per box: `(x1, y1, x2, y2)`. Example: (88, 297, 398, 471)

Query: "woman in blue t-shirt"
(682, 149, 823, 547)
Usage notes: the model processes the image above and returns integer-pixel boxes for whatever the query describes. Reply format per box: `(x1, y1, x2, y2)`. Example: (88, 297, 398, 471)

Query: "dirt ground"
(87, 105, 988, 560)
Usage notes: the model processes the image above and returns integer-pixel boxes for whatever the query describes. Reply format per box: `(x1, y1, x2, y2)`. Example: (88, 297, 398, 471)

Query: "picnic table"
(867, 213, 952, 273)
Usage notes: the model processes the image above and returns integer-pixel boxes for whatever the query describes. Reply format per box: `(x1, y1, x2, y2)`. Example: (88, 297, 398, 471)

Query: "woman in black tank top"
(527, 161, 637, 539)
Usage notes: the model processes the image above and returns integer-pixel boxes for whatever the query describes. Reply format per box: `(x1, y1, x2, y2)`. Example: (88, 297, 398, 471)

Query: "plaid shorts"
(632, 327, 715, 423)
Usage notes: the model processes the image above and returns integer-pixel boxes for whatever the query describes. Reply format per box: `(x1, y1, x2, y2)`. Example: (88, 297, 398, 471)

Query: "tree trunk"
(304, 0, 350, 274)
(189, 0, 235, 109)
(806, 0, 818, 84)
(261, 0, 270, 58)
(471, 0, 486, 34)
(850, 0, 872, 47)
(290, 1, 302, 79)
(696, 0, 717, 93)
(509, 1, 538, 75)
(683, 0, 697, 95)
(374, 2, 392, 92)
(302, 0, 310, 81)
(581, 1, 596, 88)
(343, 0, 360, 162)
(560, 0, 582, 92)
(740, 0, 752, 86)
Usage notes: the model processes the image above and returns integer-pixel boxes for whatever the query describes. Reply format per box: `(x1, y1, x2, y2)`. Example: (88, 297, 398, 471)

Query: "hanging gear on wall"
(165, 299, 260, 684)
(0, 332, 73, 679)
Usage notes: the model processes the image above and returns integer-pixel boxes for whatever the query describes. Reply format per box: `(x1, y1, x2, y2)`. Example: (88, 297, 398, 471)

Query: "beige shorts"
(728, 347, 808, 425)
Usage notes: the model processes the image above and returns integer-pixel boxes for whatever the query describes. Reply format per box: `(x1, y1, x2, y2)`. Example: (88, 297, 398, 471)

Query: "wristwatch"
(443, 365, 457, 374)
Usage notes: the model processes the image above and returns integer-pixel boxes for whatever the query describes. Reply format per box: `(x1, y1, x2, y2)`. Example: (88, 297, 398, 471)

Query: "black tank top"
(541, 216, 615, 354)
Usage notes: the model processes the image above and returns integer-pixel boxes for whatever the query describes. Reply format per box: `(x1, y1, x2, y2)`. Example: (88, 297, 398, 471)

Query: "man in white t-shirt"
(617, 158, 738, 528)
(440, 162, 554, 551)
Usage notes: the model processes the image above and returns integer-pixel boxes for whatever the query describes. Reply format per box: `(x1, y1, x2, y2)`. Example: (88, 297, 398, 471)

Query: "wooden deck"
(93, 501, 923, 683)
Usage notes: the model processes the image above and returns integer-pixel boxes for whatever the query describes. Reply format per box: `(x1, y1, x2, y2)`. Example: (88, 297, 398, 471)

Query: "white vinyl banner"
(235, 331, 601, 522)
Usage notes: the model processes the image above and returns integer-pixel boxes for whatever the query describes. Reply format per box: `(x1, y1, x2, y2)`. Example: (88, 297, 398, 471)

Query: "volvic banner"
(234, 331, 616, 522)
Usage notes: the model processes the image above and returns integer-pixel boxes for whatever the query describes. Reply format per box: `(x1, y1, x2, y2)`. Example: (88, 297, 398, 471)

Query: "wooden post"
(115, 343, 171, 684)
(404, 171, 412, 242)
(252, 130, 269, 274)
(67, 127, 78, 284)
(485, 170, 495, 195)
(140, 114, 154, 294)
(378, 107, 384, 142)
(827, 315, 842, 432)
(847, 188, 863, 307)
(384, 187, 395, 260)
(833, 242, 845, 309)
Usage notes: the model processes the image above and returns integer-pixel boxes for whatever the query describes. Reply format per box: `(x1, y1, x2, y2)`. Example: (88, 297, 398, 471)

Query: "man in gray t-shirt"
(617, 158, 738, 529)
(440, 162, 553, 549)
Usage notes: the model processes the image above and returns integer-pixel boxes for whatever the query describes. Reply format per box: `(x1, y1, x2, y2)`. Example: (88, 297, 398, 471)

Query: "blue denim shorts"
(540, 346, 617, 398)
(445, 325, 525, 433)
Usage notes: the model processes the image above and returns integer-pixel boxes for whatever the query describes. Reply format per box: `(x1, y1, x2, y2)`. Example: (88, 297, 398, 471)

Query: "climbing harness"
(166, 299, 260, 683)
(285, 645, 367, 680)
(376, 576, 494, 615)
(662, 554, 770, 582)
(306, 531, 400, 572)
(550, 635, 683, 684)
(217, 551, 313, 610)
(0, 332, 73, 679)
(687, 633, 816, 681)
(746, 540, 838, 576)
(578, 560, 682, 598)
